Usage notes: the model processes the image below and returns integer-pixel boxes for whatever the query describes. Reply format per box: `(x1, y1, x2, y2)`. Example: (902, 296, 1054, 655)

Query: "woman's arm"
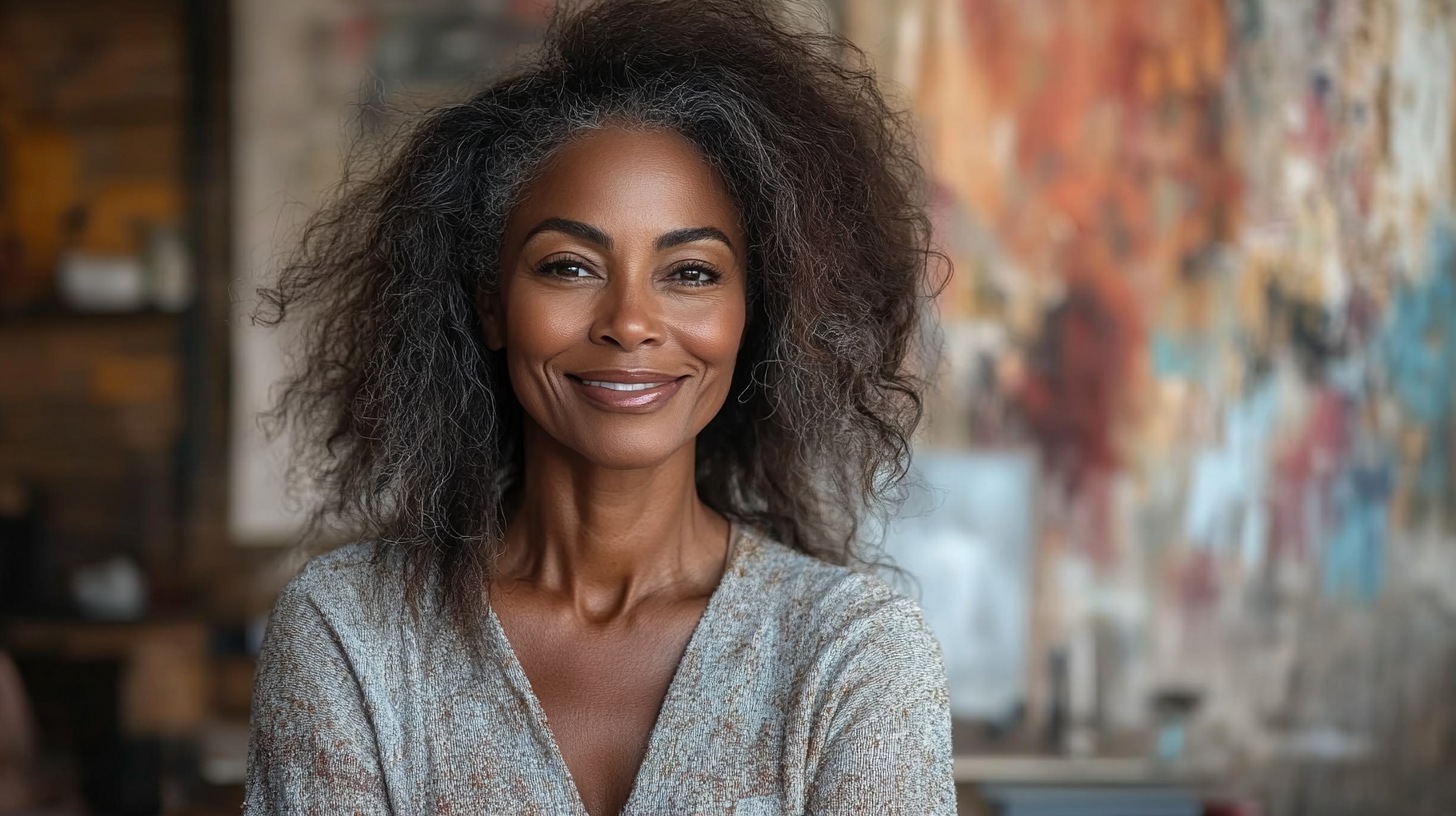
(804, 598, 956, 815)
(244, 579, 392, 815)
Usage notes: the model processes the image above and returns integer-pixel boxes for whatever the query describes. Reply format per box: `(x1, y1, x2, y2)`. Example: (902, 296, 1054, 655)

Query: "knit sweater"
(244, 525, 955, 815)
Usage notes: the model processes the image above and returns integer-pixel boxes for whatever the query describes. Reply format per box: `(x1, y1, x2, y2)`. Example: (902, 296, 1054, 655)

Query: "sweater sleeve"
(804, 598, 956, 816)
(244, 577, 392, 815)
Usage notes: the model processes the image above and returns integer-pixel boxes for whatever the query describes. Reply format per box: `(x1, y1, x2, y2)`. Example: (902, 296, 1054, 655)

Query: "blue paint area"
(1379, 216, 1456, 498)
(1151, 331, 1210, 379)
(1184, 381, 1276, 563)
(1322, 461, 1391, 603)
(1156, 721, 1187, 762)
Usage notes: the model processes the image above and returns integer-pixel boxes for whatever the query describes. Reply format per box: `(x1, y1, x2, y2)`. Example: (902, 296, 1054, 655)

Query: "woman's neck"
(495, 419, 729, 621)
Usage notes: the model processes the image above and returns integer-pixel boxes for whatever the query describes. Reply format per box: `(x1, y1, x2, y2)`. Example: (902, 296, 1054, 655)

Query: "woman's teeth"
(581, 380, 669, 392)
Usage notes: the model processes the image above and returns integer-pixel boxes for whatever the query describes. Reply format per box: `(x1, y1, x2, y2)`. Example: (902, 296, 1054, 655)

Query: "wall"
(229, 0, 549, 542)
(846, 0, 1456, 810)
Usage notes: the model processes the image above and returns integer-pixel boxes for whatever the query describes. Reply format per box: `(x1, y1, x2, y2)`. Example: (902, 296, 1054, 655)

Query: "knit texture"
(245, 525, 955, 815)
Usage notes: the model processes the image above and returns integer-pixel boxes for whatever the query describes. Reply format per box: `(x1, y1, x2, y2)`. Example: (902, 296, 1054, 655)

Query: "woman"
(245, 0, 952, 813)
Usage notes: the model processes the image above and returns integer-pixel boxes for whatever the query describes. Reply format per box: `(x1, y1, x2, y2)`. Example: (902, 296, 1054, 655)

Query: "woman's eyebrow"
(656, 226, 736, 257)
(524, 218, 612, 249)
(522, 220, 736, 257)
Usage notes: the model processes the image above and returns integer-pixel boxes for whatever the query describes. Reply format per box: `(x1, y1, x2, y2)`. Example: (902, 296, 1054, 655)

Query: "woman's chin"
(571, 441, 691, 472)
(553, 424, 699, 473)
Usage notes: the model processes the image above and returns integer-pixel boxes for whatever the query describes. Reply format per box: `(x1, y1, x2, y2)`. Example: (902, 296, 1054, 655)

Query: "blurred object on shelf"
(70, 557, 147, 621)
(1151, 687, 1203, 769)
(56, 252, 146, 313)
(50, 210, 190, 314)
(142, 223, 191, 312)
(1064, 623, 1098, 757)
(196, 720, 249, 788)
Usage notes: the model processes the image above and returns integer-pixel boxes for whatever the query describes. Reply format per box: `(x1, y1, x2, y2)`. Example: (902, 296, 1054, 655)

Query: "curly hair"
(258, 0, 937, 623)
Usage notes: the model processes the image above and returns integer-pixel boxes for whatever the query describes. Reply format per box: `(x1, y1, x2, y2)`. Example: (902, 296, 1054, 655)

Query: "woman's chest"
(361, 615, 815, 815)
(504, 611, 704, 816)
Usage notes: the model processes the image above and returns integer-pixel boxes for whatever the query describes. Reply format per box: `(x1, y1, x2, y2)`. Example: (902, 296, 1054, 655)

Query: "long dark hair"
(258, 0, 938, 622)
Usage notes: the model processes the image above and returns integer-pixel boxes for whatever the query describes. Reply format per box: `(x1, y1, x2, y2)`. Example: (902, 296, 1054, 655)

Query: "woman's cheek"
(505, 286, 589, 370)
(675, 295, 746, 395)
(501, 287, 581, 417)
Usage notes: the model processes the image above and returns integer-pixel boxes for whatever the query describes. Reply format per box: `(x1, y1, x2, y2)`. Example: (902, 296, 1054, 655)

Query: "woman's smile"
(567, 370, 689, 411)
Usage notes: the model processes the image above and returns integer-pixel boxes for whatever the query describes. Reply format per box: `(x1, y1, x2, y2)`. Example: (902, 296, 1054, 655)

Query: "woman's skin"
(478, 126, 748, 816)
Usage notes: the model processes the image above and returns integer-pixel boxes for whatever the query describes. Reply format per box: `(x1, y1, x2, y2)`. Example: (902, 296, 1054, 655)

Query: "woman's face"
(485, 127, 748, 470)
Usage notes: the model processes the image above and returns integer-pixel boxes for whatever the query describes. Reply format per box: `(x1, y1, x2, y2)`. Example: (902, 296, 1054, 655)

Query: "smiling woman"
(483, 128, 750, 471)
(245, 1, 950, 814)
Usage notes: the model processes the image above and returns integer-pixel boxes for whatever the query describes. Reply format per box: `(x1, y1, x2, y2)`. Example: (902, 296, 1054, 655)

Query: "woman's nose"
(590, 273, 663, 351)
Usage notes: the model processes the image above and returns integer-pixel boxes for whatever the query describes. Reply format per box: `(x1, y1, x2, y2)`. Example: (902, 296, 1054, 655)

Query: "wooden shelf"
(0, 308, 184, 330)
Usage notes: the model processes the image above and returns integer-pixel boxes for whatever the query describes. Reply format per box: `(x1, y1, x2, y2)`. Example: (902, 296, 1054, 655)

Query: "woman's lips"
(568, 374, 687, 411)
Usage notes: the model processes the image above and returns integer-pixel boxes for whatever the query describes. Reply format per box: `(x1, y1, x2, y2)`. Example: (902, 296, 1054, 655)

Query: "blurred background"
(0, 0, 1452, 814)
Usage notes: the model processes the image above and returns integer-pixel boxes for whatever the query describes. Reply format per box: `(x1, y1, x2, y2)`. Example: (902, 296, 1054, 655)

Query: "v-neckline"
(483, 523, 747, 816)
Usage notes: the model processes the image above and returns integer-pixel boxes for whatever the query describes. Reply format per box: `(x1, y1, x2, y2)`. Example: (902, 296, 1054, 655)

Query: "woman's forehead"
(506, 127, 744, 248)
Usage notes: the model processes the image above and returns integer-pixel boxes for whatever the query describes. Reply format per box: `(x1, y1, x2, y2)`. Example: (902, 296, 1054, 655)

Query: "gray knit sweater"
(245, 525, 955, 815)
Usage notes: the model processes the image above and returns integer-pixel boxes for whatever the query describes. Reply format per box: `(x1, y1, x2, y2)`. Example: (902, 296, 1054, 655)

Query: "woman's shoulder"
(283, 540, 392, 597)
(268, 541, 417, 635)
(732, 528, 939, 662)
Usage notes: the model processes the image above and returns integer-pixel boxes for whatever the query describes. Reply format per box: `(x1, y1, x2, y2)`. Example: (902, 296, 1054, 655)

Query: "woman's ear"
(477, 288, 506, 351)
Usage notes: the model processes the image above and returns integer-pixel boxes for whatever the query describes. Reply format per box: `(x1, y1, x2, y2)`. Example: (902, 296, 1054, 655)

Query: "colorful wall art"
(845, 0, 1456, 806)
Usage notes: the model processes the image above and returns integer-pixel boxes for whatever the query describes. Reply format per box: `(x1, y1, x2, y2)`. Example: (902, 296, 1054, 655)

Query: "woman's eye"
(538, 260, 594, 279)
(669, 265, 719, 285)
